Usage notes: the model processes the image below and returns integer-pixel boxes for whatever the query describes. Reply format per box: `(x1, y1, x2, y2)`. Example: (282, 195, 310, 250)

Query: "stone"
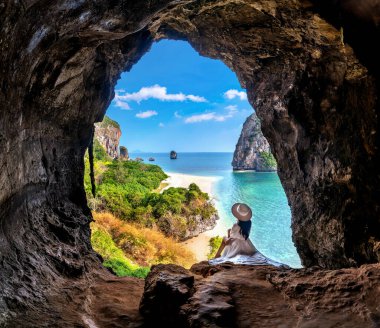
(94, 115, 121, 159)
(139, 262, 380, 328)
(232, 113, 277, 171)
(0, 0, 379, 324)
(120, 146, 129, 160)
(170, 150, 177, 159)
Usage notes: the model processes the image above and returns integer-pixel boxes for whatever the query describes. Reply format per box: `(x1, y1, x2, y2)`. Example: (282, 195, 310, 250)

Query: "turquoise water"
(130, 152, 302, 268)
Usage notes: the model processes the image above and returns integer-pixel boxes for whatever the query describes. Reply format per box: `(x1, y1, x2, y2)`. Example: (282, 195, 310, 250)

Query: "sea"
(130, 152, 302, 268)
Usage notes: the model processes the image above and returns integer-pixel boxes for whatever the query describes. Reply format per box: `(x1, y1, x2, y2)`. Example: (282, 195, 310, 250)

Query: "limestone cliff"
(94, 116, 121, 159)
(232, 113, 277, 171)
(1, 0, 380, 325)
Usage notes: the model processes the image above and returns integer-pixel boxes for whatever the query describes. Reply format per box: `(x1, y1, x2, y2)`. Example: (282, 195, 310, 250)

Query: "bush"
(259, 151, 277, 168)
(91, 223, 149, 278)
(85, 145, 217, 241)
(92, 212, 196, 268)
(207, 236, 223, 259)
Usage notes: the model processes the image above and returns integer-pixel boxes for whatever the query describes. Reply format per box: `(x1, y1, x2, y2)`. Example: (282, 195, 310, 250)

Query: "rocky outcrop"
(170, 150, 177, 159)
(94, 116, 121, 159)
(158, 213, 219, 241)
(140, 263, 380, 328)
(232, 113, 277, 171)
(0, 0, 380, 324)
(120, 146, 129, 160)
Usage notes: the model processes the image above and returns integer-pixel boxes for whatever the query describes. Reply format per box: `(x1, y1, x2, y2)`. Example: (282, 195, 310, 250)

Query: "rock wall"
(232, 113, 277, 171)
(0, 0, 379, 324)
(140, 262, 380, 328)
(94, 116, 121, 158)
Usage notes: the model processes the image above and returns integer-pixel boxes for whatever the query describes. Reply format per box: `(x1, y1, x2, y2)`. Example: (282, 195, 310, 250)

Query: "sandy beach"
(162, 172, 229, 262)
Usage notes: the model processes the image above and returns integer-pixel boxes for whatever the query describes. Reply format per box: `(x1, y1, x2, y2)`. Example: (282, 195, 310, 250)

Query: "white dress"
(222, 223, 256, 258)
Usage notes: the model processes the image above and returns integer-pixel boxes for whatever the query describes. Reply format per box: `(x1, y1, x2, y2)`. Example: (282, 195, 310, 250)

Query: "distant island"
(170, 150, 177, 159)
(232, 113, 277, 171)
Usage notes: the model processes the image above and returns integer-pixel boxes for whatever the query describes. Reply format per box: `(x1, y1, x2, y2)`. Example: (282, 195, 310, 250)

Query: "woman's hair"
(238, 220, 251, 240)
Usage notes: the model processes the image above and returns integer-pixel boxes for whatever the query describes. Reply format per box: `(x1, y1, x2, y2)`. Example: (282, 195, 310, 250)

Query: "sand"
(162, 172, 229, 263)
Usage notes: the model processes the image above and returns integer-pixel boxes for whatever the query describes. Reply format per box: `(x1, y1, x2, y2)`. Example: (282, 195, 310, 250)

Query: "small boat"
(148, 157, 155, 161)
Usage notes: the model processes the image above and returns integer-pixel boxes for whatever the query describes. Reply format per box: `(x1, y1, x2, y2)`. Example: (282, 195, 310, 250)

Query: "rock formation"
(170, 150, 177, 159)
(0, 0, 380, 325)
(94, 116, 121, 159)
(120, 146, 129, 160)
(232, 113, 277, 171)
(140, 262, 380, 328)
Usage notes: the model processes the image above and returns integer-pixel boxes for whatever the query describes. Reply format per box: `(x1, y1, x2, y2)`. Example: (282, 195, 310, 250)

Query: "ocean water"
(130, 152, 302, 268)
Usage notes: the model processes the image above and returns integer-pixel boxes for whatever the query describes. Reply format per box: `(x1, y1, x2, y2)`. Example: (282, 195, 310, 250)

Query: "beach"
(162, 172, 229, 262)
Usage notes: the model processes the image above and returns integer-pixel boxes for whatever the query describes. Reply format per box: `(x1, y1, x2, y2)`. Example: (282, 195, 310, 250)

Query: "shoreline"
(162, 172, 229, 262)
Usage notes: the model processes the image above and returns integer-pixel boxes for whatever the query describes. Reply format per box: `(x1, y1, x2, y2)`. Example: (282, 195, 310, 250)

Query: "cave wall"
(0, 0, 379, 322)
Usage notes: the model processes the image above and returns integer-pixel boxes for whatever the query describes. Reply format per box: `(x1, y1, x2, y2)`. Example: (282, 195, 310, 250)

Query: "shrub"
(92, 212, 196, 268)
(91, 223, 149, 278)
(85, 146, 217, 241)
(207, 236, 223, 259)
(259, 151, 277, 168)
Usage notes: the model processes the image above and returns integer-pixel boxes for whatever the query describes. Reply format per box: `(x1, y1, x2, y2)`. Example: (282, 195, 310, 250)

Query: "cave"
(1, 0, 379, 326)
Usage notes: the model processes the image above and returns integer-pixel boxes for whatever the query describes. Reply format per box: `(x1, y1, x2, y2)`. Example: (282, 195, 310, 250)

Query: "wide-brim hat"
(231, 203, 252, 221)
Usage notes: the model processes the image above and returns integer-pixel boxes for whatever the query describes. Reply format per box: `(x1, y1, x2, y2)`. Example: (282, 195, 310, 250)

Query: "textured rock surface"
(94, 116, 121, 158)
(232, 113, 277, 171)
(120, 145, 129, 160)
(5, 271, 145, 327)
(0, 0, 379, 324)
(140, 262, 380, 328)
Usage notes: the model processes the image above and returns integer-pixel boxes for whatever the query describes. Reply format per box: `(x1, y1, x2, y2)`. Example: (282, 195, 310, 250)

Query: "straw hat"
(231, 203, 252, 221)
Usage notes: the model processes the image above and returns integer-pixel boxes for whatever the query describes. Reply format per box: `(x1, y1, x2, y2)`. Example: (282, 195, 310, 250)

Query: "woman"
(214, 203, 256, 258)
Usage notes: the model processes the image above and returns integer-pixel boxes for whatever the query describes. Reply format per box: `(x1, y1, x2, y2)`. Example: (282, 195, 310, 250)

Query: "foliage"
(91, 222, 149, 278)
(98, 115, 121, 129)
(92, 212, 196, 269)
(207, 236, 223, 259)
(259, 151, 277, 169)
(84, 155, 217, 240)
(93, 139, 110, 161)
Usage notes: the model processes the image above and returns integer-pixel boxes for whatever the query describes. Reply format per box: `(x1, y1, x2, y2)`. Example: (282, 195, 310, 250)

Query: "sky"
(106, 40, 253, 153)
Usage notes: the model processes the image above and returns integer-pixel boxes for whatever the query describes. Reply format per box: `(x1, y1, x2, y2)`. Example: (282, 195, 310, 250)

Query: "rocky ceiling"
(0, 0, 379, 325)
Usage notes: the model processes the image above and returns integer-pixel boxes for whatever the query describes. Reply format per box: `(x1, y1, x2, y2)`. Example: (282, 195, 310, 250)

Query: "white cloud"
(174, 111, 182, 118)
(116, 85, 207, 103)
(114, 98, 131, 110)
(185, 112, 232, 123)
(224, 89, 247, 101)
(159, 122, 165, 127)
(225, 105, 238, 112)
(136, 110, 158, 119)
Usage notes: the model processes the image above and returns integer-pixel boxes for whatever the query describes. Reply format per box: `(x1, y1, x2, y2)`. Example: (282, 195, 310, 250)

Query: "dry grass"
(92, 212, 196, 268)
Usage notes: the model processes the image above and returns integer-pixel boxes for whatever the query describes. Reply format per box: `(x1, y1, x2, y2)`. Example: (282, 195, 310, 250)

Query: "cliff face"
(232, 113, 277, 171)
(0, 0, 380, 325)
(94, 116, 121, 159)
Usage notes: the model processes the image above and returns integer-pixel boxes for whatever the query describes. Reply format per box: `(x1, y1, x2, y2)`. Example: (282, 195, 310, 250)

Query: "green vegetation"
(97, 115, 121, 129)
(86, 122, 218, 278)
(207, 236, 223, 259)
(91, 212, 196, 278)
(85, 149, 216, 240)
(93, 139, 110, 161)
(259, 151, 277, 169)
(91, 222, 149, 278)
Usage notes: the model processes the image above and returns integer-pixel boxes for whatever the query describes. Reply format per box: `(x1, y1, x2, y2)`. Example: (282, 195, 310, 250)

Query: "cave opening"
(87, 39, 302, 278)
(1, 1, 380, 325)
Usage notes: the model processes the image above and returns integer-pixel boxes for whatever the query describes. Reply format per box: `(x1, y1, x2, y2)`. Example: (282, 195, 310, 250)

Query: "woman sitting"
(214, 203, 256, 259)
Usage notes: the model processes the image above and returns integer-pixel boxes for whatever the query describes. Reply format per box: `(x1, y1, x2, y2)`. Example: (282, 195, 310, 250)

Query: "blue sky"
(106, 40, 253, 152)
